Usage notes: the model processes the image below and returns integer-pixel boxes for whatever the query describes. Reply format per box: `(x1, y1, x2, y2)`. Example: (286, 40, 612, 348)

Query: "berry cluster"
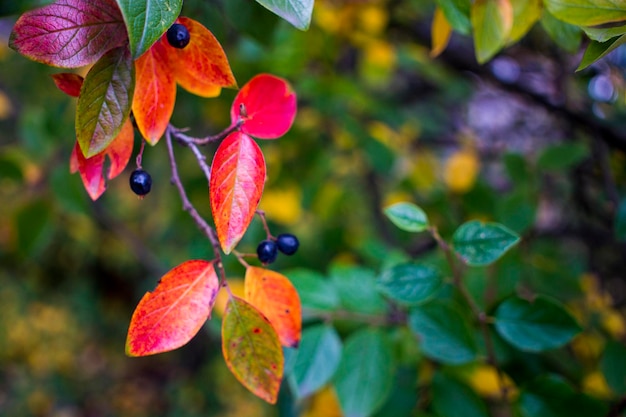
(257, 233, 299, 264)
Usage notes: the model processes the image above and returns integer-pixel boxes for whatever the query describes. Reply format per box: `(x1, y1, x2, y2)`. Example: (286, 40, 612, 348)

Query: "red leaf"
(132, 38, 176, 144)
(210, 132, 266, 254)
(231, 74, 297, 139)
(51, 73, 84, 97)
(245, 266, 302, 348)
(168, 17, 236, 98)
(9, 0, 127, 68)
(126, 260, 219, 356)
(70, 118, 134, 200)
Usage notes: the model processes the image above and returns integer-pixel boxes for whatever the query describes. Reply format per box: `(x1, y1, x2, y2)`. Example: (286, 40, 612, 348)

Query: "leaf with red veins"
(51, 73, 84, 97)
(70, 117, 134, 200)
(210, 132, 266, 254)
(9, 0, 127, 68)
(231, 74, 297, 139)
(132, 38, 176, 144)
(168, 17, 237, 98)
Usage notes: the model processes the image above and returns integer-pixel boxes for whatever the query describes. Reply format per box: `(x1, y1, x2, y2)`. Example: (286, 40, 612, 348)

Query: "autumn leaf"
(51, 73, 85, 97)
(222, 296, 284, 404)
(126, 260, 219, 356)
(245, 266, 302, 348)
(9, 0, 127, 68)
(210, 131, 266, 254)
(231, 74, 297, 139)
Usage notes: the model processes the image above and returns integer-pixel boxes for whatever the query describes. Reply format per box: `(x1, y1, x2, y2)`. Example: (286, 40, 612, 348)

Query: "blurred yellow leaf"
(431, 7, 452, 58)
(409, 151, 439, 192)
(358, 5, 388, 36)
(582, 371, 613, 399)
(443, 149, 480, 193)
(301, 386, 343, 417)
(260, 186, 303, 226)
(509, 0, 542, 43)
(601, 310, 626, 339)
(383, 191, 414, 207)
(213, 279, 244, 318)
(471, 0, 514, 63)
(465, 364, 518, 400)
(571, 333, 605, 362)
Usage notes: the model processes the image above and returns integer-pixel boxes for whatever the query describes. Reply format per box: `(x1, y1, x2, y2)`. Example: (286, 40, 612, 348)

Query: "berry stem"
(135, 139, 146, 169)
(232, 250, 251, 268)
(255, 210, 273, 239)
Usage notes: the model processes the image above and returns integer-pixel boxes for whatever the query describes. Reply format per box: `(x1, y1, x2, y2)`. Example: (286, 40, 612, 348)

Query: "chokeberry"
(129, 169, 152, 196)
(257, 240, 278, 264)
(166, 23, 190, 49)
(276, 233, 299, 255)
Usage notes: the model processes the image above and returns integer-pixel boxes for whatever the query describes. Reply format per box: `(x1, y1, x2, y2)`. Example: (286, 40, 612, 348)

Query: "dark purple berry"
(130, 169, 152, 196)
(166, 23, 190, 49)
(276, 233, 299, 255)
(257, 240, 278, 264)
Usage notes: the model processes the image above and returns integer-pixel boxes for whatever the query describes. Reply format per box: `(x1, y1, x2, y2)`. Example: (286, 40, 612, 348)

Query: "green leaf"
(254, 0, 313, 30)
(431, 372, 489, 417)
(536, 142, 589, 171)
(497, 192, 536, 234)
(503, 152, 531, 184)
(452, 220, 520, 266)
(509, 0, 542, 43)
(76, 46, 135, 157)
(601, 341, 626, 394)
(435, 0, 471, 35)
(615, 198, 626, 242)
(544, 0, 626, 26)
(286, 268, 340, 312)
(494, 296, 581, 352)
(334, 328, 394, 417)
(408, 300, 478, 364)
(578, 34, 626, 71)
(383, 202, 429, 233)
(471, 0, 514, 64)
(331, 264, 388, 315)
(540, 10, 582, 54)
(115, 0, 182, 58)
(377, 264, 442, 306)
(583, 24, 626, 42)
(290, 324, 342, 398)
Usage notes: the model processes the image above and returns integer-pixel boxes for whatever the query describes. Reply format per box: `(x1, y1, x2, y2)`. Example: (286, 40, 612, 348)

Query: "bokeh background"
(1, 0, 626, 416)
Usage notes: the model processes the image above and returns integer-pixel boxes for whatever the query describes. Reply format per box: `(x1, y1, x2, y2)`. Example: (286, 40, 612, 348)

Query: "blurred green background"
(1, 0, 626, 416)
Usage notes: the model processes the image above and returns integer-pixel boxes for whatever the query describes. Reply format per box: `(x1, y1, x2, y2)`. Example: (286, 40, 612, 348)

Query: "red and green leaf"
(126, 260, 219, 356)
(76, 46, 135, 158)
(222, 296, 284, 404)
(168, 17, 237, 98)
(210, 132, 266, 254)
(70, 118, 134, 200)
(9, 0, 127, 68)
(132, 38, 176, 144)
(114, 0, 182, 59)
(231, 74, 297, 139)
(245, 266, 301, 348)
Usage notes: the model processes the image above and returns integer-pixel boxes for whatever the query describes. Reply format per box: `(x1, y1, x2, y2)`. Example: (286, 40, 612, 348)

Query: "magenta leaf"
(76, 46, 135, 158)
(9, 0, 127, 68)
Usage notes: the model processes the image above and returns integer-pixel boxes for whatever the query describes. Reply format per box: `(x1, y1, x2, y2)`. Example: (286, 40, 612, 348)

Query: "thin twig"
(169, 120, 243, 146)
(256, 210, 273, 239)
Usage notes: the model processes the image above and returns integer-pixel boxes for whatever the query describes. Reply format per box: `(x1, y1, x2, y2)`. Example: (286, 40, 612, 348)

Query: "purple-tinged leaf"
(9, 0, 127, 68)
(76, 46, 135, 158)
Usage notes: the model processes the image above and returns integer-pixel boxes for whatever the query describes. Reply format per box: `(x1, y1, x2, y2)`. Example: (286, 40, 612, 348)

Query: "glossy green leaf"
(115, 0, 182, 58)
(76, 46, 135, 157)
(222, 296, 284, 404)
(435, 0, 471, 34)
(254, 0, 313, 30)
(334, 328, 393, 417)
(383, 202, 429, 233)
(452, 220, 520, 266)
(601, 341, 626, 394)
(537, 142, 589, 171)
(331, 264, 387, 315)
(544, 0, 626, 26)
(541, 9, 582, 53)
(432, 372, 489, 417)
(578, 34, 626, 71)
(471, 0, 514, 64)
(408, 300, 478, 364)
(583, 24, 626, 42)
(290, 324, 342, 398)
(615, 198, 626, 242)
(285, 268, 340, 312)
(494, 296, 581, 352)
(377, 264, 442, 306)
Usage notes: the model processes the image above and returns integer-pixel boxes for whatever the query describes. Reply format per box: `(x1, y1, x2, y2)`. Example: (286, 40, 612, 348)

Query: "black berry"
(276, 233, 299, 255)
(129, 169, 152, 196)
(257, 240, 278, 264)
(166, 23, 190, 49)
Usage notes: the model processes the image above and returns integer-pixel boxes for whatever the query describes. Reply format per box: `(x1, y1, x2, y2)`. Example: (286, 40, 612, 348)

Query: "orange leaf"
(126, 260, 219, 356)
(168, 17, 236, 97)
(51, 73, 84, 97)
(245, 266, 301, 348)
(431, 7, 452, 58)
(222, 296, 284, 404)
(132, 38, 176, 144)
(70, 117, 134, 200)
(210, 131, 266, 254)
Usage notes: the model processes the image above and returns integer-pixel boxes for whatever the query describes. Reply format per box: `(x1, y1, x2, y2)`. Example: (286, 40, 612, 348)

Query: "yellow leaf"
(260, 186, 303, 226)
(582, 371, 613, 399)
(509, 0, 542, 43)
(471, 0, 514, 63)
(301, 386, 343, 417)
(358, 4, 388, 36)
(443, 149, 480, 193)
(602, 310, 626, 339)
(465, 364, 518, 400)
(431, 7, 452, 58)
